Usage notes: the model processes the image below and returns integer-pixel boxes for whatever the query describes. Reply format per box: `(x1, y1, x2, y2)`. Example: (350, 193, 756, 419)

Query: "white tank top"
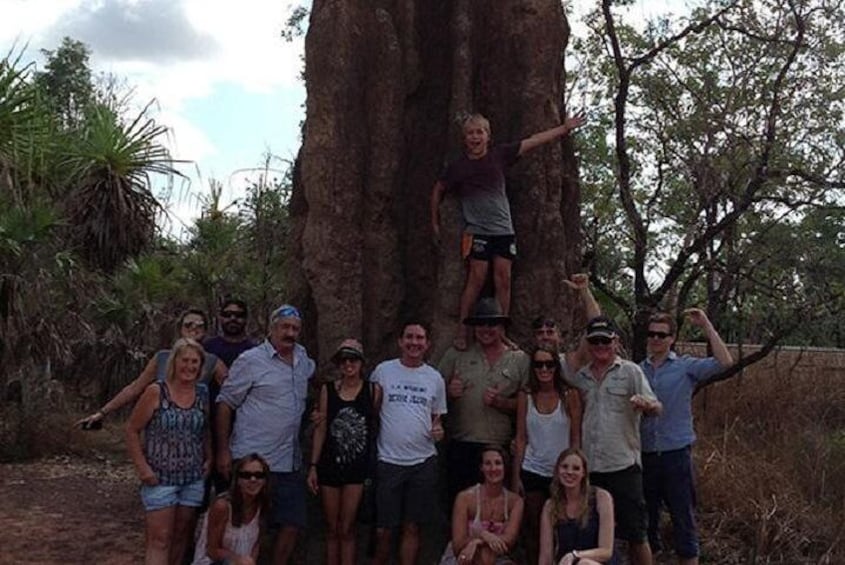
(192, 500, 261, 565)
(521, 393, 571, 477)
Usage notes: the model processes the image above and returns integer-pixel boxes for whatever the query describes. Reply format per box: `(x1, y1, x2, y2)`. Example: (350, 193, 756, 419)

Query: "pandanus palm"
(62, 101, 184, 271)
(0, 50, 53, 203)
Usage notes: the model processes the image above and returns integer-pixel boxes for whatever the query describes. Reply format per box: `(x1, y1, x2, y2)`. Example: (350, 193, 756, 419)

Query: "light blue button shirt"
(640, 351, 721, 453)
(217, 340, 315, 472)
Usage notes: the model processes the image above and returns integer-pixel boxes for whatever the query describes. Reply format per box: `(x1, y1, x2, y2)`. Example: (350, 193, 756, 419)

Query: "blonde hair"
(549, 448, 592, 530)
(164, 338, 206, 383)
(462, 113, 491, 136)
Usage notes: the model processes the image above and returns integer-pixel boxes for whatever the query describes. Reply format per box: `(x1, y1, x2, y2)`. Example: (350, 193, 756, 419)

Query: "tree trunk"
(291, 0, 583, 370)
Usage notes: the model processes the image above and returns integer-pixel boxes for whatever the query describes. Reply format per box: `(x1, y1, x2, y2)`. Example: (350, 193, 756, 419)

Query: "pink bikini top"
(468, 484, 509, 537)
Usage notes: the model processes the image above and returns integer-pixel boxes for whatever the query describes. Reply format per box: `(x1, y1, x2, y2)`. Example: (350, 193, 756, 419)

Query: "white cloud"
(48, 0, 219, 62)
(184, 0, 305, 93)
(0, 0, 83, 47)
(1, 0, 306, 231)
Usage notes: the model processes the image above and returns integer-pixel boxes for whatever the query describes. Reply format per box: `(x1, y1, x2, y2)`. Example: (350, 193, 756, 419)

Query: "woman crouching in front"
(192, 453, 270, 564)
(539, 448, 615, 565)
(449, 445, 523, 564)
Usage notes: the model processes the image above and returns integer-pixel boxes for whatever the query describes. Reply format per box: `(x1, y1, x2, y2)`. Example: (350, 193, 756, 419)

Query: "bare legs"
(321, 484, 364, 565)
(523, 490, 546, 565)
(144, 505, 195, 565)
(273, 526, 299, 565)
(491, 256, 511, 317)
(373, 522, 420, 565)
(456, 259, 489, 349)
(456, 256, 512, 349)
(630, 540, 654, 565)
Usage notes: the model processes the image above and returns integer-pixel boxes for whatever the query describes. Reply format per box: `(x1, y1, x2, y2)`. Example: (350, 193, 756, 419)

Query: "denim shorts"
(140, 479, 205, 511)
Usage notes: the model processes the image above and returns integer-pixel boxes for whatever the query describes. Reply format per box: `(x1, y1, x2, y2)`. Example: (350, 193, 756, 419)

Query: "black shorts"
(467, 234, 517, 261)
(521, 468, 552, 496)
(317, 460, 368, 487)
(590, 464, 648, 543)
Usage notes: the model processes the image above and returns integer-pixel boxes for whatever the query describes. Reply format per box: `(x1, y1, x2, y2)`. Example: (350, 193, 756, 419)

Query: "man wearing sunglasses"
(437, 297, 530, 505)
(204, 298, 257, 368)
(202, 298, 258, 498)
(568, 316, 662, 565)
(640, 309, 733, 565)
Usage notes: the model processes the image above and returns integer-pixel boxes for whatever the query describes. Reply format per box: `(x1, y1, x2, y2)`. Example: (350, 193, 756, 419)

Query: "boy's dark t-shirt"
(439, 141, 521, 236)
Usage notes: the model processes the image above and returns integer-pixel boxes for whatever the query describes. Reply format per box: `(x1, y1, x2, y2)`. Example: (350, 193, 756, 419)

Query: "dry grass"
(685, 345, 845, 564)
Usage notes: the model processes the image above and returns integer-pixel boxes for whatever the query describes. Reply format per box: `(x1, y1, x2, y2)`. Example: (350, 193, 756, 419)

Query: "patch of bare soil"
(0, 454, 144, 564)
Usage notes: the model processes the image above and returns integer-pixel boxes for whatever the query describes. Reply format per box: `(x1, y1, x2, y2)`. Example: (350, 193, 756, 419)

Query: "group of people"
(77, 293, 731, 565)
(75, 111, 735, 565)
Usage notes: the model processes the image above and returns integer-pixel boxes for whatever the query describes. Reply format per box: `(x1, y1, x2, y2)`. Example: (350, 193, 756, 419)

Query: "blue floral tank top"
(144, 382, 208, 485)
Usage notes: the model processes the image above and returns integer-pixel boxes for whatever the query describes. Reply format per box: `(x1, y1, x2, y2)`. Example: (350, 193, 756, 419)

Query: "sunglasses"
(182, 321, 206, 329)
(532, 360, 558, 369)
(474, 320, 502, 327)
(221, 310, 247, 320)
(531, 319, 557, 330)
(237, 471, 267, 480)
(647, 331, 672, 339)
(337, 356, 361, 363)
(587, 336, 613, 345)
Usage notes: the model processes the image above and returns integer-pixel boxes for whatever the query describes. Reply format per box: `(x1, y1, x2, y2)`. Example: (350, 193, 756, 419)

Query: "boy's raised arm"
(518, 113, 586, 156)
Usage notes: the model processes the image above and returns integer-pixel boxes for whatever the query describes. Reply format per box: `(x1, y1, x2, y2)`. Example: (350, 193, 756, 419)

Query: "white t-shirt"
(371, 358, 448, 466)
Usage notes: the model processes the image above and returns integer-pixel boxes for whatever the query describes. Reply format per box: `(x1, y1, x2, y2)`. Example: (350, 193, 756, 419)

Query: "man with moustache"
(438, 297, 529, 505)
(569, 316, 662, 565)
(216, 304, 315, 565)
(203, 298, 257, 368)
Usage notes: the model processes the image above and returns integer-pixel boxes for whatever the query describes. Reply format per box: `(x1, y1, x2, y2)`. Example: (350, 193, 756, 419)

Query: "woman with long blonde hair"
(539, 448, 614, 565)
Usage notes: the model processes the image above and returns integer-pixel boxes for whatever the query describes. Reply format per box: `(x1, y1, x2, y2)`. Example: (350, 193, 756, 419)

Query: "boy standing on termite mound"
(431, 112, 586, 349)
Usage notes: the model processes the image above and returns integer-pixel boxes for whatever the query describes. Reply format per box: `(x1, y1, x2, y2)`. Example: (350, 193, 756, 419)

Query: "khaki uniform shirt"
(438, 344, 529, 445)
(571, 357, 657, 473)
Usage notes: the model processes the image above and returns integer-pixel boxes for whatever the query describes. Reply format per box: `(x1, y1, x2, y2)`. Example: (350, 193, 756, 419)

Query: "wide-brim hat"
(585, 316, 618, 339)
(463, 297, 510, 326)
(331, 338, 365, 364)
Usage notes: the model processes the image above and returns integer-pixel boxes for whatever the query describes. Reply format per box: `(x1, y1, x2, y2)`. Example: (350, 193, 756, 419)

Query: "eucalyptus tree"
(573, 0, 845, 359)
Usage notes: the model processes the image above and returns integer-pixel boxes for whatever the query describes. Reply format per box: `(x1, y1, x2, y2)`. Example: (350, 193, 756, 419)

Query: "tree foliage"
(0, 40, 184, 392)
(34, 37, 94, 130)
(572, 0, 845, 358)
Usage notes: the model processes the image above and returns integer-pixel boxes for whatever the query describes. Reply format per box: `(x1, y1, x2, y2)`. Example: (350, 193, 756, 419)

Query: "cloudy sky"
(1, 0, 687, 235)
(1, 0, 306, 234)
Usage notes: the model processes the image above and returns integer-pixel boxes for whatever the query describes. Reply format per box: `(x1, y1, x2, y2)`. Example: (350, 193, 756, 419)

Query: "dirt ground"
(0, 452, 448, 565)
(0, 455, 144, 564)
(0, 426, 447, 564)
(0, 428, 678, 565)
